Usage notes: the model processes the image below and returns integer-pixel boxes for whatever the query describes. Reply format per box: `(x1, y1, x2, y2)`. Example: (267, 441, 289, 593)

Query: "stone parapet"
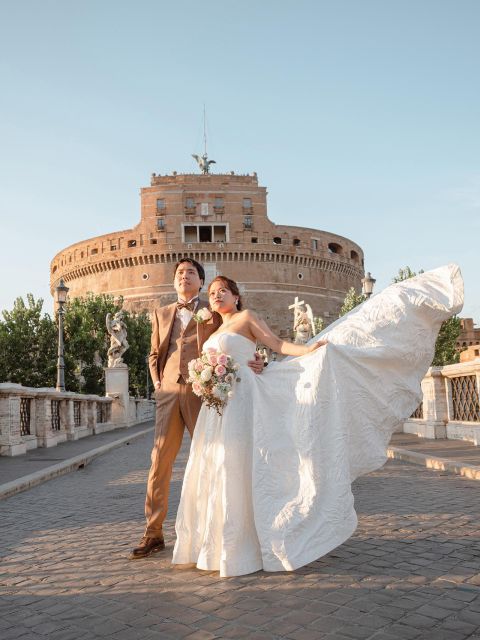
(404, 359, 480, 445)
(0, 384, 115, 456)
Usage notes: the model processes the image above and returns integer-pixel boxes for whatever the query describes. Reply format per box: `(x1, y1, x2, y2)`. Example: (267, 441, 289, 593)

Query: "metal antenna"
(203, 104, 207, 157)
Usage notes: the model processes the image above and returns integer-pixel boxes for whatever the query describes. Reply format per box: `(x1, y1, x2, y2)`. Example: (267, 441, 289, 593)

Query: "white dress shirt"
(176, 297, 199, 331)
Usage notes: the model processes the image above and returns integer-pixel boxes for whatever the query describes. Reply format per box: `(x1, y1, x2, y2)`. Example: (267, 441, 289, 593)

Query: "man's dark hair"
(174, 258, 205, 285)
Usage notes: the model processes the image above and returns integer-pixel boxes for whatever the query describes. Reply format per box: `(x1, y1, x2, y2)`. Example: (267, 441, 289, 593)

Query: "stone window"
(293, 238, 301, 246)
(157, 218, 165, 231)
(311, 239, 318, 250)
(185, 197, 195, 210)
(91, 248, 98, 255)
(350, 250, 359, 262)
(150, 238, 158, 244)
(243, 198, 252, 209)
(244, 216, 253, 230)
(199, 226, 212, 242)
(110, 245, 117, 250)
(328, 242, 342, 254)
(184, 226, 197, 242)
(156, 198, 166, 211)
(214, 197, 224, 209)
(128, 240, 137, 248)
(182, 223, 228, 243)
(273, 237, 282, 245)
(251, 237, 258, 243)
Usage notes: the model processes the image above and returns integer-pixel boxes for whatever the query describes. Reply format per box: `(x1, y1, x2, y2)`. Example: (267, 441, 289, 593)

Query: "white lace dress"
(172, 264, 464, 577)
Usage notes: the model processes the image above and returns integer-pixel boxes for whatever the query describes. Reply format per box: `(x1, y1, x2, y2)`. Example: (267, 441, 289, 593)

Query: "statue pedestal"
(105, 365, 130, 428)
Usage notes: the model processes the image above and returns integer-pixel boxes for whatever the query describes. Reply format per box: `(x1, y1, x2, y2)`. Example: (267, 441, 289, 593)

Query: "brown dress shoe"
(130, 535, 165, 559)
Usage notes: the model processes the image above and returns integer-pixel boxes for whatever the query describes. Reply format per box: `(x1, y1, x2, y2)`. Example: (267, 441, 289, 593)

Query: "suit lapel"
(159, 303, 177, 351)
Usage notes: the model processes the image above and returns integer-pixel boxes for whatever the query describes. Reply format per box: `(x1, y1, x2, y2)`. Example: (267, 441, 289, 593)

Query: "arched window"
(273, 237, 282, 245)
(328, 243, 342, 254)
(350, 250, 359, 262)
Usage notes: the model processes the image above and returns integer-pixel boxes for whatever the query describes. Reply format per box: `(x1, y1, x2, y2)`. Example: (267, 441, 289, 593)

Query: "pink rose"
(217, 353, 228, 366)
(194, 361, 204, 372)
(206, 347, 216, 354)
(208, 354, 218, 366)
(215, 364, 226, 376)
(192, 381, 203, 396)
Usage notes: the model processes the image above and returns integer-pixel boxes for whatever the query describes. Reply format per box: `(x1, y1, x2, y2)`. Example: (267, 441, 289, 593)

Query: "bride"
(172, 265, 463, 577)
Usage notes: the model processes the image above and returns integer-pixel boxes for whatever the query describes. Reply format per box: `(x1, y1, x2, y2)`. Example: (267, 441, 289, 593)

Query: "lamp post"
(361, 272, 376, 299)
(55, 279, 69, 392)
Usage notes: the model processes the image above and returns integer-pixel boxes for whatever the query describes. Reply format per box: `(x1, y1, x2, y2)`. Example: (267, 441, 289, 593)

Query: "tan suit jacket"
(148, 300, 222, 387)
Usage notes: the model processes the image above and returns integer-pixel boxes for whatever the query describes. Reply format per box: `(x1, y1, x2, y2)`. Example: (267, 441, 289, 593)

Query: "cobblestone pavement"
(1, 432, 480, 640)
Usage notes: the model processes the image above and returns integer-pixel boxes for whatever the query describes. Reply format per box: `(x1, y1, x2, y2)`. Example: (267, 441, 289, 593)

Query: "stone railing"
(404, 359, 480, 445)
(0, 383, 155, 456)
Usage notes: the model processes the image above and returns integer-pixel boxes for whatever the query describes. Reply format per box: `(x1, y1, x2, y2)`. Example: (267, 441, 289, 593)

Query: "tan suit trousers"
(144, 378, 202, 537)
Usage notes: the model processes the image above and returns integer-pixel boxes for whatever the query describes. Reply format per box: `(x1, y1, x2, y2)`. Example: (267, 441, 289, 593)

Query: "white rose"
(200, 367, 213, 382)
(198, 308, 213, 321)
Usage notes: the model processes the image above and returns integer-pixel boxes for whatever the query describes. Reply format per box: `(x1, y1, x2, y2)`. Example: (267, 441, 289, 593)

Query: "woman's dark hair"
(174, 258, 205, 285)
(208, 276, 243, 311)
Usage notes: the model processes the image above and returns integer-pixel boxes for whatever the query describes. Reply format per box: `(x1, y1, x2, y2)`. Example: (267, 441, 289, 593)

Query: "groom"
(131, 258, 263, 558)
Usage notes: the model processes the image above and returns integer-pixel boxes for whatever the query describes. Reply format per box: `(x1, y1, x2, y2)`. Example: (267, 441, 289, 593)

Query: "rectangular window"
(214, 225, 226, 242)
(199, 226, 212, 242)
(214, 197, 224, 209)
(200, 203, 209, 217)
(110, 245, 117, 251)
(157, 218, 165, 231)
(244, 216, 253, 229)
(91, 248, 98, 255)
(243, 198, 252, 209)
(127, 240, 137, 248)
(184, 225, 198, 242)
(185, 197, 195, 209)
(251, 237, 258, 243)
(156, 199, 166, 211)
(312, 239, 318, 250)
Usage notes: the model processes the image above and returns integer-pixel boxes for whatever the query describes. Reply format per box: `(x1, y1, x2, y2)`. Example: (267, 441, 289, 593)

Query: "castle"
(50, 168, 365, 337)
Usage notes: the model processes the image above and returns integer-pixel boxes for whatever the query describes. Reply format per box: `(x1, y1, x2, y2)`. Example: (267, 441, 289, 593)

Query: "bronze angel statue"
(192, 153, 216, 174)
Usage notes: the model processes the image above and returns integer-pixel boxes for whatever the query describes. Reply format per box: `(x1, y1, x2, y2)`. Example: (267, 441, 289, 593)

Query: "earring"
(235, 299, 239, 307)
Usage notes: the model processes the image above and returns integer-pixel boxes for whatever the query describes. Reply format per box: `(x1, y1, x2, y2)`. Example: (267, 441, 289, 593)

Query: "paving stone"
(2, 437, 480, 640)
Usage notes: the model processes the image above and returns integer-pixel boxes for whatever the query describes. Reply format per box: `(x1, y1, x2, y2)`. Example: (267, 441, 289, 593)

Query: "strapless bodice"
(203, 332, 256, 366)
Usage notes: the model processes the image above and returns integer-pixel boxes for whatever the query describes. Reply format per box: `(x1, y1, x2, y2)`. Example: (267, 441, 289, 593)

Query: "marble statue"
(106, 311, 129, 367)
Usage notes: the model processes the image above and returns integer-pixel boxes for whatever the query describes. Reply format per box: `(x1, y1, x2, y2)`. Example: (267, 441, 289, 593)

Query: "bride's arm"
(245, 310, 327, 357)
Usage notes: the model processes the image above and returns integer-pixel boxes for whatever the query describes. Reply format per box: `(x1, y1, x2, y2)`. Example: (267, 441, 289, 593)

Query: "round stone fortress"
(50, 170, 365, 337)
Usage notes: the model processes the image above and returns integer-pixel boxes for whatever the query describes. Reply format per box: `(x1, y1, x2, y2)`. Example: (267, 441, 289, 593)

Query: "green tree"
(62, 293, 121, 394)
(0, 292, 152, 396)
(392, 266, 424, 283)
(312, 316, 324, 335)
(0, 295, 57, 386)
(339, 287, 366, 317)
(123, 311, 152, 398)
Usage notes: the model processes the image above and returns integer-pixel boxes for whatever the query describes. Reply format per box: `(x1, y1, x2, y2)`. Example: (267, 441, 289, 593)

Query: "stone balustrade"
(404, 359, 480, 445)
(0, 383, 155, 456)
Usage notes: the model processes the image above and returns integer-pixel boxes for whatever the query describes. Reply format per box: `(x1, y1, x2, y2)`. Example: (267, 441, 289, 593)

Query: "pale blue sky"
(1, 0, 479, 319)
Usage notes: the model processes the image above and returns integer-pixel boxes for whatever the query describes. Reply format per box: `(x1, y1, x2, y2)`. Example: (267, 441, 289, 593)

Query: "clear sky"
(1, 0, 479, 320)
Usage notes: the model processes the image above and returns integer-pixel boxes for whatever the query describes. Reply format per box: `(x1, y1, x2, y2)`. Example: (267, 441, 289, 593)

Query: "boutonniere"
(193, 307, 213, 324)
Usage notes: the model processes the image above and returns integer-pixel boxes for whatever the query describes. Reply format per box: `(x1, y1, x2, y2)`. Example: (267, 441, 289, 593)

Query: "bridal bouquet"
(187, 348, 240, 415)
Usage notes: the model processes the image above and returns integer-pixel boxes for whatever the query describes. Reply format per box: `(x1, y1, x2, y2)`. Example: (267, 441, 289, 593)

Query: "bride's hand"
(308, 340, 328, 353)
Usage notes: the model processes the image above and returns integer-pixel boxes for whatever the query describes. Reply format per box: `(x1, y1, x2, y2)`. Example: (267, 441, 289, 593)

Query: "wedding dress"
(172, 264, 464, 577)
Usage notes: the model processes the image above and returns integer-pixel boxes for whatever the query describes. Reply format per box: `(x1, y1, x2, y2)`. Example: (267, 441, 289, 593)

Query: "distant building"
(50, 169, 365, 337)
(457, 318, 480, 361)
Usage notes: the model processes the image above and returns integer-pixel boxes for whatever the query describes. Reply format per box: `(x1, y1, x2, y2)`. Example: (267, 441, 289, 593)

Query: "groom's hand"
(248, 351, 265, 375)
